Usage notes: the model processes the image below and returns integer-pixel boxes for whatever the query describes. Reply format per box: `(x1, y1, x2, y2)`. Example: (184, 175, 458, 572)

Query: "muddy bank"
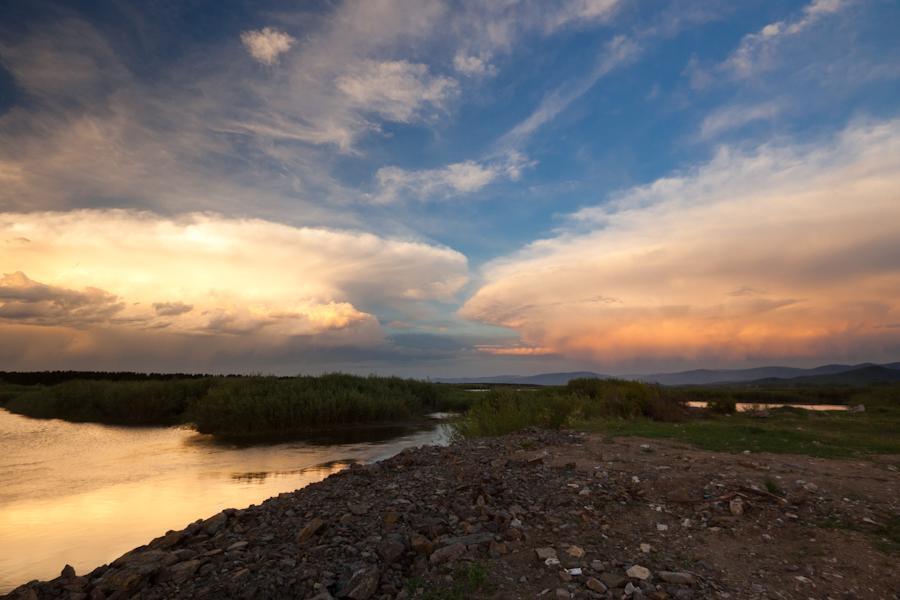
(6, 430, 899, 599)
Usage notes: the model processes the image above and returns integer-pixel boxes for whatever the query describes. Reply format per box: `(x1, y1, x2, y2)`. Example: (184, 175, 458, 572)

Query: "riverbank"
(7, 429, 898, 600)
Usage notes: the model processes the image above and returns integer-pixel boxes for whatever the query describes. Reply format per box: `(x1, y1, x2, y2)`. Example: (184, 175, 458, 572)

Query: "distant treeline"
(0, 371, 223, 386)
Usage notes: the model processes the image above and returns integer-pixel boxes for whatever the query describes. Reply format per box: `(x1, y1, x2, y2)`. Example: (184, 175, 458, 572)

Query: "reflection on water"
(686, 401, 849, 412)
(0, 410, 451, 593)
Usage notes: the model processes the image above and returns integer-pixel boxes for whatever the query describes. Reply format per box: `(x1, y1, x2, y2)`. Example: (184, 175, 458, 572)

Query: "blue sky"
(1, 0, 899, 375)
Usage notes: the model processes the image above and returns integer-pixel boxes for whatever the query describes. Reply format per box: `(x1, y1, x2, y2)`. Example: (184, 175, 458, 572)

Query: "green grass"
(582, 403, 900, 458)
(404, 561, 492, 600)
(818, 515, 900, 555)
(455, 381, 900, 458)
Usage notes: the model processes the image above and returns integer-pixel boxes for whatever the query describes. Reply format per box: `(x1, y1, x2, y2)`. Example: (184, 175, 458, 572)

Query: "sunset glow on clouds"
(0, 0, 898, 374)
(0, 211, 466, 370)
(461, 120, 900, 369)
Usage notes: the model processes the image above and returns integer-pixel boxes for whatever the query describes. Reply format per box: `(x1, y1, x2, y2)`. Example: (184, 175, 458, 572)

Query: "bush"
(708, 397, 737, 414)
(566, 378, 684, 422)
(187, 374, 453, 436)
(6, 379, 213, 425)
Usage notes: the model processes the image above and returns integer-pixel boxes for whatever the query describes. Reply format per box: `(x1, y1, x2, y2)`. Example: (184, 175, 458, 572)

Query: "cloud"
(499, 35, 641, 147)
(461, 119, 900, 370)
(0, 210, 469, 368)
(452, 52, 496, 77)
(372, 152, 533, 203)
(240, 27, 296, 65)
(0, 271, 125, 327)
(152, 302, 194, 317)
(724, 0, 850, 78)
(699, 102, 782, 139)
(336, 60, 457, 123)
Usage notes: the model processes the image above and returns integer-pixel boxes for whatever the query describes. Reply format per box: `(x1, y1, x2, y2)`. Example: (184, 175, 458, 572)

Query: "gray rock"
(340, 567, 380, 600)
(626, 565, 651, 580)
(658, 571, 696, 585)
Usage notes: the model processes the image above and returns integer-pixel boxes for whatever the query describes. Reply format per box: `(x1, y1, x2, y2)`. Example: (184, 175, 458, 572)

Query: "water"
(0, 410, 452, 592)
(686, 401, 849, 412)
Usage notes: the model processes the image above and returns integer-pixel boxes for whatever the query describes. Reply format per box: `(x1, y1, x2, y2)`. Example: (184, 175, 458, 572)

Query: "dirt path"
(7, 430, 899, 599)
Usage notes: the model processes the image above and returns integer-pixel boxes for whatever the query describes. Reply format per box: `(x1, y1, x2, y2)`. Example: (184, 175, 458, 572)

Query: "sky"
(1, 0, 899, 376)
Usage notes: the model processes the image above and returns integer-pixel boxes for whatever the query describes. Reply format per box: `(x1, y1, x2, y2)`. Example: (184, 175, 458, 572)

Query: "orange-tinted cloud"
(0, 210, 468, 370)
(461, 119, 900, 368)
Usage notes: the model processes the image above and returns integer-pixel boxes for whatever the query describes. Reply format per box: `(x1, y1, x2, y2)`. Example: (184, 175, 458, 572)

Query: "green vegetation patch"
(404, 561, 493, 600)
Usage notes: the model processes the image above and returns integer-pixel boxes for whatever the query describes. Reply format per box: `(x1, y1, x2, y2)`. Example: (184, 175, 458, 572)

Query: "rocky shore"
(6, 430, 899, 599)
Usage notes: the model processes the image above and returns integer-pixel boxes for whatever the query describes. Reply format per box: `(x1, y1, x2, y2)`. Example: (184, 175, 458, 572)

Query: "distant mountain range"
(435, 362, 900, 386)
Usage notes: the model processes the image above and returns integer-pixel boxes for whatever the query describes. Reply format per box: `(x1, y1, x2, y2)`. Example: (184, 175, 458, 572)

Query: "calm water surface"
(0, 410, 451, 592)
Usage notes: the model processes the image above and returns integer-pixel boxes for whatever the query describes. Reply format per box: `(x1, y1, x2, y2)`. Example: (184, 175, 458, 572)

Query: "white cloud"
(699, 101, 781, 139)
(240, 27, 296, 65)
(461, 119, 900, 370)
(452, 52, 496, 77)
(372, 152, 533, 203)
(336, 60, 457, 123)
(725, 0, 850, 78)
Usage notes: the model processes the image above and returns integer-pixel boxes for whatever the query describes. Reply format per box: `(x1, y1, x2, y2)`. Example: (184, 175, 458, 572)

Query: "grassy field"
(455, 379, 900, 458)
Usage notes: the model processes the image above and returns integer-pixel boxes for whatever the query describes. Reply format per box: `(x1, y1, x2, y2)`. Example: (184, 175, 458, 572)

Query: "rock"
(586, 577, 607, 593)
(566, 545, 585, 558)
(161, 559, 202, 584)
(639, 543, 651, 554)
(658, 571, 696, 585)
(97, 566, 154, 593)
(152, 530, 184, 549)
(536, 547, 558, 560)
(429, 542, 466, 565)
(383, 512, 400, 525)
(626, 565, 651, 580)
(202, 511, 228, 535)
(656, 523, 669, 531)
(729, 498, 744, 516)
(441, 532, 494, 547)
(489, 540, 508, 557)
(61, 564, 77, 578)
(227, 540, 248, 551)
(555, 588, 571, 599)
(625, 582, 636, 595)
(379, 535, 406, 562)
(347, 502, 368, 516)
(297, 517, 325, 543)
(340, 567, 380, 600)
(410, 534, 433, 555)
(7, 586, 38, 600)
(599, 572, 627, 588)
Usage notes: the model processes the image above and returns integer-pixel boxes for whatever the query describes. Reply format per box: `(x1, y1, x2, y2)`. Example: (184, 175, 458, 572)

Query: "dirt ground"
(487, 432, 900, 599)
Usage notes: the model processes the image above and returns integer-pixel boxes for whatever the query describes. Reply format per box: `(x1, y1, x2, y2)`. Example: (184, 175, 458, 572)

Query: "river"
(0, 409, 452, 593)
